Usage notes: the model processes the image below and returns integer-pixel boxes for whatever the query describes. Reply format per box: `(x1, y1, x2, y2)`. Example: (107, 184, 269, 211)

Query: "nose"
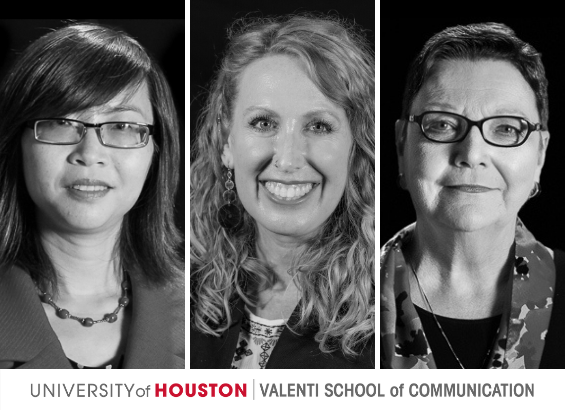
(272, 123, 306, 171)
(67, 128, 108, 166)
(453, 125, 489, 168)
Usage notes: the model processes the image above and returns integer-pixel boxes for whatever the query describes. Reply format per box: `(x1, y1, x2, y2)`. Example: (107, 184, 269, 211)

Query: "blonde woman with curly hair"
(190, 14, 374, 369)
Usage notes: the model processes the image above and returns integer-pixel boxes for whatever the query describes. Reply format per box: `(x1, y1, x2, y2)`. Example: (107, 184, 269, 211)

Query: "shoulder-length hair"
(191, 15, 374, 356)
(0, 23, 183, 288)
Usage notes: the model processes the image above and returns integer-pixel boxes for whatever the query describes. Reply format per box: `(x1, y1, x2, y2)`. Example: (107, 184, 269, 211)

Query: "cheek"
(310, 138, 352, 184)
(231, 135, 271, 171)
(405, 145, 444, 186)
(502, 154, 538, 195)
(21, 143, 61, 194)
(120, 150, 154, 192)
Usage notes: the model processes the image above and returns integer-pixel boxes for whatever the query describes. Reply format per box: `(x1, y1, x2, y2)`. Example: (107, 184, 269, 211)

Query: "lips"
(66, 178, 112, 191)
(446, 184, 494, 193)
(264, 181, 314, 200)
(259, 181, 320, 205)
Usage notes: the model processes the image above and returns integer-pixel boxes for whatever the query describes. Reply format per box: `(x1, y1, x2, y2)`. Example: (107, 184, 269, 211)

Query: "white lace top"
(231, 306, 286, 369)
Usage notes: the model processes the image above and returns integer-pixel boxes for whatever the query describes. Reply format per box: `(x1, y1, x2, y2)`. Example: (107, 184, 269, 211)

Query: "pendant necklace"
(410, 265, 494, 369)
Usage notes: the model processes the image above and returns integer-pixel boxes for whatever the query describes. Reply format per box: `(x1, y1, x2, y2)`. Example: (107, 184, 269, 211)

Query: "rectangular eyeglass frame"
(25, 118, 154, 149)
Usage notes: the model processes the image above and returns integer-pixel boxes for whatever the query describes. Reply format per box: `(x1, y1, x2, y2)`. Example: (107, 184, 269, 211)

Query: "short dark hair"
(0, 23, 183, 288)
(401, 22, 549, 129)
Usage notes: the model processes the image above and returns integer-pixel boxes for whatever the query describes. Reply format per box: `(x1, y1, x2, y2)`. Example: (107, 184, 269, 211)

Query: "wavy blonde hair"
(191, 14, 374, 357)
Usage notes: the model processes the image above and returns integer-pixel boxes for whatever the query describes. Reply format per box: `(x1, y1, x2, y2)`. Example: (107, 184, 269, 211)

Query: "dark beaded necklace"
(37, 278, 130, 327)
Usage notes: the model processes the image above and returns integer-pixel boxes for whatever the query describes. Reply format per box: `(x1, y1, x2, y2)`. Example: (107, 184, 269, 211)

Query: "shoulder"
(131, 272, 184, 309)
(0, 264, 35, 295)
(127, 273, 185, 368)
(380, 223, 415, 264)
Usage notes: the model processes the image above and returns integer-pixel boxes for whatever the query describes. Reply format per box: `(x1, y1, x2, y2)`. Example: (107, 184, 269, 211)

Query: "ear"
(534, 130, 550, 182)
(395, 119, 406, 174)
(221, 135, 234, 169)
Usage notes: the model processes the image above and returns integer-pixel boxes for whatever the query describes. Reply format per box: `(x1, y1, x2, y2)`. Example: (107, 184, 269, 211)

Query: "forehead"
(78, 81, 153, 122)
(412, 59, 538, 119)
(234, 54, 339, 114)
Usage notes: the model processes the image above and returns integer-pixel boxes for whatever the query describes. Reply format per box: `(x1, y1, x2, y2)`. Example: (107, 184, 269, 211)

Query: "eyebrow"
(421, 104, 532, 120)
(243, 106, 341, 121)
(98, 104, 146, 116)
(489, 107, 531, 118)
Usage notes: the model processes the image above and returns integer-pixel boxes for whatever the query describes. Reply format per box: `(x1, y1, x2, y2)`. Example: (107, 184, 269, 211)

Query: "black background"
(0, 19, 185, 232)
(381, 18, 565, 251)
(189, 0, 375, 162)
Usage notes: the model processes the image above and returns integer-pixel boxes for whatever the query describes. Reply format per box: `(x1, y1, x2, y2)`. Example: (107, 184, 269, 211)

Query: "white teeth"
(71, 185, 109, 192)
(264, 182, 314, 200)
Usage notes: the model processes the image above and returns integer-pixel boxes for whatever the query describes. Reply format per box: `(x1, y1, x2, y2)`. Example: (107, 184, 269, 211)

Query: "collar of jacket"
(191, 297, 375, 369)
(0, 265, 70, 368)
(0, 265, 184, 369)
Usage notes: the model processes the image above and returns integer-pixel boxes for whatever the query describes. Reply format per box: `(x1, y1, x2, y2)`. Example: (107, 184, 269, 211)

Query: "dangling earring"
(529, 181, 541, 199)
(217, 168, 242, 230)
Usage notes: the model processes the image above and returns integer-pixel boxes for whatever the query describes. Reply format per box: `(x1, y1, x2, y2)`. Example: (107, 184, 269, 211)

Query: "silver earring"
(529, 182, 541, 199)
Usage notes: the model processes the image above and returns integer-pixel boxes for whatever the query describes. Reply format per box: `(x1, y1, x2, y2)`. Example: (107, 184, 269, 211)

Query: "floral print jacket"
(380, 219, 555, 369)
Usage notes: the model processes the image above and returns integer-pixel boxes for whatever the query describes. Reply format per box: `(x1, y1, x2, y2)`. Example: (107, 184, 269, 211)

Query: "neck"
(411, 218, 516, 283)
(37, 223, 122, 298)
(255, 229, 303, 287)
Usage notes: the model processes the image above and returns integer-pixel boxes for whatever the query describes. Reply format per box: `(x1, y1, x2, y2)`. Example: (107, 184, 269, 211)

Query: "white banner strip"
(0, 369, 560, 409)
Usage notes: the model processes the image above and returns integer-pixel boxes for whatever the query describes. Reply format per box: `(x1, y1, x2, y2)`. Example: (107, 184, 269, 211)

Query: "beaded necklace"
(36, 278, 130, 327)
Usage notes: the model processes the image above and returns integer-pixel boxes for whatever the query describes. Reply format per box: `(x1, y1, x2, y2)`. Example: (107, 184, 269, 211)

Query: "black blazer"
(190, 299, 375, 369)
(0, 265, 185, 369)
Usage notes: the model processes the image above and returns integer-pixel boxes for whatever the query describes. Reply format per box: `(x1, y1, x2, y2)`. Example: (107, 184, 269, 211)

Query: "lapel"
(190, 298, 244, 369)
(0, 266, 71, 369)
(266, 303, 375, 369)
(190, 299, 374, 369)
(122, 274, 185, 369)
(0, 266, 185, 369)
(380, 220, 555, 369)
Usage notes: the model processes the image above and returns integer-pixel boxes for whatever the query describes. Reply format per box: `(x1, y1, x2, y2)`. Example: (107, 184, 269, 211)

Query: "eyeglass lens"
(35, 119, 148, 147)
(421, 112, 529, 146)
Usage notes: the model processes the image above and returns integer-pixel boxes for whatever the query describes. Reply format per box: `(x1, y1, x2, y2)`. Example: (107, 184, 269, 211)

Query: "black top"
(415, 305, 501, 369)
(190, 299, 375, 369)
(414, 249, 565, 369)
(68, 355, 124, 369)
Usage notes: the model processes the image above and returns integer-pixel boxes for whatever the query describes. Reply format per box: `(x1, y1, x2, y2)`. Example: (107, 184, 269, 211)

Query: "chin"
(256, 218, 322, 239)
(436, 210, 503, 233)
(54, 210, 122, 234)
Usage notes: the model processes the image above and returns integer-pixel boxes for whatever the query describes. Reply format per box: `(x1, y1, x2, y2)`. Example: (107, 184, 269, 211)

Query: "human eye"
(305, 119, 334, 135)
(488, 117, 525, 144)
(54, 119, 76, 127)
(493, 123, 521, 136)
(109, 122, 134, 131)
(424, 116, 457, 133)
(487, 117, 527, 137)
(248, 115, 278, 133)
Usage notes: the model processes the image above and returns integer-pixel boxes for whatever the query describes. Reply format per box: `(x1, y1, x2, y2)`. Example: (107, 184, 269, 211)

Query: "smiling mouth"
(447, 185, 494, 193)
(70, 185, 110, 192)
(263, 181, 316, 200)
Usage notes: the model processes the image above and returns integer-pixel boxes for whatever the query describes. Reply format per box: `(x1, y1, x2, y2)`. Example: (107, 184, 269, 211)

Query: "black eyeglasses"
(25, 118, 154, 149)
(407, 111, 543, 148)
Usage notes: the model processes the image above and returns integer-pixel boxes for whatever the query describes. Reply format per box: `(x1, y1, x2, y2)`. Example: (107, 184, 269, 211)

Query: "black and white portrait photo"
(0, 19, 185, 370)
(190, 1, 375, 369)
(381, 18, 565, 369)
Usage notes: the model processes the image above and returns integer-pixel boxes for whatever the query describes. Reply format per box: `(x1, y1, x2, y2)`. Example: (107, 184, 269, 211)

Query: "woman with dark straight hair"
(0, 23, 184, 369)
